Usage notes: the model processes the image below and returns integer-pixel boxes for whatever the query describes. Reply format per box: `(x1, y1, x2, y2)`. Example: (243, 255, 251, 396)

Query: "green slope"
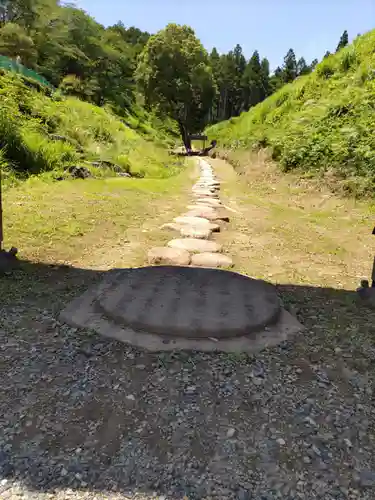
(0, 72, 181, 186)
(207, 30, 375, 196)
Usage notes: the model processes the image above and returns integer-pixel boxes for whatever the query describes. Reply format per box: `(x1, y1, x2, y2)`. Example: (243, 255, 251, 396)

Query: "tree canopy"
(0, 2, 347, 146)
(136, 24, 216, 149)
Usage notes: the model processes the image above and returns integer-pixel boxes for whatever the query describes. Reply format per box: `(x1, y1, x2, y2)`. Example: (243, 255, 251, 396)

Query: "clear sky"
(74, 0, 375, 70)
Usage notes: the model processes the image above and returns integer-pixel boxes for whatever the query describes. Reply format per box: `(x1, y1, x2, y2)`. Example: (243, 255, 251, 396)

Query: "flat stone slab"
(192, 188, 216, 194)
(195, 198, 223, 207)
(147, 247, 191, 266)
(168, 238, 222, 253)
(161, 222, 184, 232)
(180, 226, 212, 239)
(191, 252, 234, 269)
(60, 267, 303, 352)
(187, 204, 220, 212)
(192, 192, 220, 199)
(185, 206, 217, 216)
(183, 210, 230, 223)
(174, 216, 220, 232)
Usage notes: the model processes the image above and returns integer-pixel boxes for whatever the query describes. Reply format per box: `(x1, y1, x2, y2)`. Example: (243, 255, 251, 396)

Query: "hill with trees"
(207, 30, 375, 197)
(0, 0, 353, 181)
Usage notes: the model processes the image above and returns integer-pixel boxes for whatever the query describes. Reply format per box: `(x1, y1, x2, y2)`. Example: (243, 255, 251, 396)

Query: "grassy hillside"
(207, 30, 375, 197)
(0, 72, 181, 186)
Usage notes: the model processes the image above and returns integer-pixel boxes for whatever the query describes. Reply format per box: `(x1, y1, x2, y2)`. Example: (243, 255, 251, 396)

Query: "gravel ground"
(1, 264, 375, 500)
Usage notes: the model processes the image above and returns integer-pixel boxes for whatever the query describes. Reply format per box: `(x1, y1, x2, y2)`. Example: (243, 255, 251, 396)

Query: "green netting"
(0, 55, 54, 89)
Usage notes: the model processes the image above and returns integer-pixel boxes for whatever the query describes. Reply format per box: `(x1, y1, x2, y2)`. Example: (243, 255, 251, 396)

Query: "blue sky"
(74, 0, 375, 70)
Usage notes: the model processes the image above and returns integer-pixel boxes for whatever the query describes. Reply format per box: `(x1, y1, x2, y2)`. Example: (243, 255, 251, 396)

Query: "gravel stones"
(168, 238, 222, 253)
(191, 252, 234, 268)
(147, 247, 191, 266)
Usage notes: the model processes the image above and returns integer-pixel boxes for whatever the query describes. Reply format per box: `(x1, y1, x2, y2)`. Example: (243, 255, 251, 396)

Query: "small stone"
(60, 467, 68, 477)
(226, 428, 236, 438)
(1, 479, 8, 486)
(360, 470, 375, 487)
(303, 456, 311, 464)
(126, 394, 135, 401)
(343, 438, 353, 448)
(147, 247, 191, 266)
(276, 438, 286, 446)
(238, 489, 251, 500)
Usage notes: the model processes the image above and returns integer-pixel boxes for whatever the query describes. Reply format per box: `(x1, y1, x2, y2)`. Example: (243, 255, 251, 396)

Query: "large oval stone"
(147, 247, 191, 266)
(191, 253, 234, 268)
(174, 216, 220, 232)
(97, 266, 282, 339)
(179, 226, 212, 239)
(168, 238, 222, 253)
(183, 209, 230, 223)
(195, 198, 223, 207)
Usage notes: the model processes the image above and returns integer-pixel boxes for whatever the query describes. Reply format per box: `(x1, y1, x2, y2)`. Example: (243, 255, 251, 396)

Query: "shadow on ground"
(1, 260, 375, 499)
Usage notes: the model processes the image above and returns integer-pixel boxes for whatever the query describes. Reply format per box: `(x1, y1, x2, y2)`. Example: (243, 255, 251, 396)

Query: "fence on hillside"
(0, 55, 54, 89)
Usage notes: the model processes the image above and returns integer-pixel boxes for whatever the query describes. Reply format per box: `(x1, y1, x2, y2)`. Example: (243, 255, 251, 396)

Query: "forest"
(0, 0, 350, 148)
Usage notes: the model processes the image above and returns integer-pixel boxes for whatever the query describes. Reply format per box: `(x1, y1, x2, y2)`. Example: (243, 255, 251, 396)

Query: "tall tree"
(296, 57, 309, 76)
(336, 30, 349, 52)
(310, 58, 318, 71)
(283, 48, 297, 83)
(269, 66, 284, 93)
(260, 57, 270, 98)
(0, 22, 37, 66)
(0, 0, 58, 32)
(136, 24, 216, 151)
(241, 50, 262, 110)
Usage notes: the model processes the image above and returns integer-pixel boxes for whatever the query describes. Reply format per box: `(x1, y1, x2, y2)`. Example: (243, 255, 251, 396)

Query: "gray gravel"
(1, 265, 375, 499)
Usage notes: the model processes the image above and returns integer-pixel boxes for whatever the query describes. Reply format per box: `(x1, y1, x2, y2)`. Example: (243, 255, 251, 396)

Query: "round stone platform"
(96, 266, 282, 339)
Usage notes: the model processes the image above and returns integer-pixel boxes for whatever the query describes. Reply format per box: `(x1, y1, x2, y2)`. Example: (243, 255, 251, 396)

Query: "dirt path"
(1, 158, 375, 499)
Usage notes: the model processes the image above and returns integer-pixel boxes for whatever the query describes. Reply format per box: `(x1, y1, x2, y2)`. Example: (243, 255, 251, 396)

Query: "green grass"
(3, 166, 193, 267)
(207, 30, 375, 197)
(0, 72, 182, 183)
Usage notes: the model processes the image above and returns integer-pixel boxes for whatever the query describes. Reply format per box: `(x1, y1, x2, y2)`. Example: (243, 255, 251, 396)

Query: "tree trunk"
(178, 120, 191, 154)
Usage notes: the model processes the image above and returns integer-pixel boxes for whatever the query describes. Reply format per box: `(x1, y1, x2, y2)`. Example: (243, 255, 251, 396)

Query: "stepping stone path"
(60, 158, 303, 354)
(149, 158, 233, 269)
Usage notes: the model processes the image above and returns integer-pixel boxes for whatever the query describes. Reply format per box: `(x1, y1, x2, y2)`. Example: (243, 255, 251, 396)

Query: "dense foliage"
(0, 0, 150, 114)
(0, 0, 357, 185)
(207, 31, 375, 196)
(136, 24, 216, 150)
(0, 1, 349, 135)
(0, 72, 181, 182)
